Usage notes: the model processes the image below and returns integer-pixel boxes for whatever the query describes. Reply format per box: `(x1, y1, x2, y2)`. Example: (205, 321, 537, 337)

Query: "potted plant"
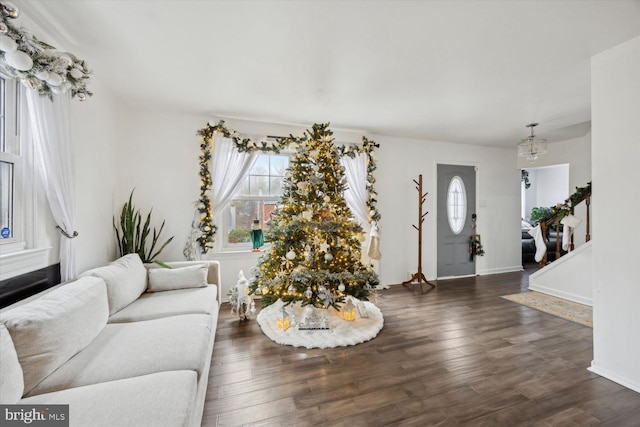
(113, 190, 174, 263)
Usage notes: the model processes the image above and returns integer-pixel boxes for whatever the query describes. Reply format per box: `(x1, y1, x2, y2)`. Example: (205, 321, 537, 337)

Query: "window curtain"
(210, 134, 261, 217)
(25, 90, 77, 282)
(341, 152, 369, 226)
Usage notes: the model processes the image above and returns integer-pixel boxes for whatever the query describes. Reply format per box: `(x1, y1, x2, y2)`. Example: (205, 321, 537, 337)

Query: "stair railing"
(538, 190, 591, 269)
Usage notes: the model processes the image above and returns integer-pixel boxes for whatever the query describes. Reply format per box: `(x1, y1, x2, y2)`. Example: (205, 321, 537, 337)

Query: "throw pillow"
(147, 264, 208, 292)
(81, 253, 147, 315)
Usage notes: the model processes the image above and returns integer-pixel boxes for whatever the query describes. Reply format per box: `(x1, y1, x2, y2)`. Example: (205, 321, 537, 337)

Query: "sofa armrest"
(145, 261, 221, 306)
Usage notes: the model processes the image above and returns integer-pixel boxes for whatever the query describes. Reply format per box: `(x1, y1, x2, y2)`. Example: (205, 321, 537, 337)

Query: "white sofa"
(0, 254, 221, 427)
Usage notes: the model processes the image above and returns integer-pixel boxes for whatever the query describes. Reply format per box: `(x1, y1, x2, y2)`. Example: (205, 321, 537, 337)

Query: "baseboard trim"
(477, 265, 523, 276)
(528, 283, 593, 306)
(588, 362, 640, 394)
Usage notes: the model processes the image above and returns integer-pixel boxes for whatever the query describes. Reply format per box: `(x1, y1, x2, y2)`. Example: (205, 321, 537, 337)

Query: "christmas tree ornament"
(45, 72, 63, 87)
(338, 283, 346, 292)
(318, 285, 326, 294)
(0, 34, 17, 52)
(324, 252, 333, 261)
(1, 1, 19, 18)
(4, 50, 32, 71)
(35, 70, 49, 80)
(367, 222, 382, 260)
(304, 286, 313, 299)
(287, 284, 295, 295)
(286, 248, 296, 260)
(69, 67, 84, 79)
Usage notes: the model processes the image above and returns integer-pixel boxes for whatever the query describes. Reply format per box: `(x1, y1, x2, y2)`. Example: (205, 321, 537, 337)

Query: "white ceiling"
(21, 0, 640, 147)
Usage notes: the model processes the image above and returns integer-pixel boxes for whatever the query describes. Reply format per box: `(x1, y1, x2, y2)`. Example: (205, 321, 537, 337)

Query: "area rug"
(502, 291, 592, 328)
(257, 300, 384, 349)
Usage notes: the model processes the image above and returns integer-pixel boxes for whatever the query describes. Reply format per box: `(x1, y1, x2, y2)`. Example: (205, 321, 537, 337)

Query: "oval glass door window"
(447, 176, 467, 234)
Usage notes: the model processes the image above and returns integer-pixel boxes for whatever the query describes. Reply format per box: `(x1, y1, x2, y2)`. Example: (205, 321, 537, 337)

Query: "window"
(0, 73, 22, 249)
(222, 153, 290, 249)
(447, 175, 466, 234)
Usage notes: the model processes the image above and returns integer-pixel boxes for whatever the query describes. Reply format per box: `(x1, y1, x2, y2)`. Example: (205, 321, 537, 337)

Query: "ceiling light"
(518, 123, 547, 163)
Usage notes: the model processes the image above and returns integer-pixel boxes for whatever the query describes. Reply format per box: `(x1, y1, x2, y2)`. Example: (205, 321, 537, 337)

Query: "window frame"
(220, 151, 291, 252)
(0, 72, 24, 252)
(446, 175, 467, 235)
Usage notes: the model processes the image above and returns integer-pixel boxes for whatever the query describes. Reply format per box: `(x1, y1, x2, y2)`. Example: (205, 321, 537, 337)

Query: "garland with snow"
(0, 2, 91, 100)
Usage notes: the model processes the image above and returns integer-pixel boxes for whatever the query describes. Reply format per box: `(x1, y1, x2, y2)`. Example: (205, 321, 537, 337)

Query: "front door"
(437, 164, 476, 278)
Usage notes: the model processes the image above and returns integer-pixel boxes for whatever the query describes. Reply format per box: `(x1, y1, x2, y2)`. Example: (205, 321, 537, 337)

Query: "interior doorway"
(521, 163, 570, 223)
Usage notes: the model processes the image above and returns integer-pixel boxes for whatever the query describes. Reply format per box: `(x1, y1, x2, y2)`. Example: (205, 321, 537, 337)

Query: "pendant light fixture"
(518, 123, 547, 163)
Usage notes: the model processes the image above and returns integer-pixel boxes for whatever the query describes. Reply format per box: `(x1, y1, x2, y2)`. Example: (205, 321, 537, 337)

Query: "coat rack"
(402, 174, 435, 293)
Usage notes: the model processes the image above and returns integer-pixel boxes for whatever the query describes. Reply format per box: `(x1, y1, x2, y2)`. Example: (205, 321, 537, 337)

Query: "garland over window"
(0, 2, 91, 100)
(194, 120, 381, 253)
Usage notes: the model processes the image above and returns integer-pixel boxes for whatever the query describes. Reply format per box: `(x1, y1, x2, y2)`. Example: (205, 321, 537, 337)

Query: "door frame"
(434, 160, 480, 279)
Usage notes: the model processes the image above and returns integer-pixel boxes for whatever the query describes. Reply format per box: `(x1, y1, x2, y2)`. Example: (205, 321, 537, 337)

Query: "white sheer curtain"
(210, 134, 260, 217)
(341, 152, 369, 226)
(25, 90, 77, 281)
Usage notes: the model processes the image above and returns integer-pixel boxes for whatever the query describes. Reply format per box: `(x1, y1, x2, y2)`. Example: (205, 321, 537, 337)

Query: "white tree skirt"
(256, 300, 384, 349)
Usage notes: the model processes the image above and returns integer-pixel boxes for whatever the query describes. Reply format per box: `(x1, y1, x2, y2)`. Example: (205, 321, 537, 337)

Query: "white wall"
(373, 134, 522, 283)
(535, 164, 570, 208)
(528, 242, 593, 306)
(590, 36, 640, 393)
(71, 78, 120, 273)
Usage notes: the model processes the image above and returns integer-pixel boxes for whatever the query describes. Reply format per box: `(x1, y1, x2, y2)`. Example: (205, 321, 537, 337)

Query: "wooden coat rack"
(402, 174, 435, 294)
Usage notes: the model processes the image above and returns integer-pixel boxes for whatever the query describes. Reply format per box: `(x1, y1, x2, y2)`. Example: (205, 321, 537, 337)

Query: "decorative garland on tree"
(0, 2, 91, 100)
(194, 120, 382, 253)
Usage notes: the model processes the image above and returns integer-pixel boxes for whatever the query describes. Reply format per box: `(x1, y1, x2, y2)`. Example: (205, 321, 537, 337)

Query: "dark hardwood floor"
(203, 270, 640, 426)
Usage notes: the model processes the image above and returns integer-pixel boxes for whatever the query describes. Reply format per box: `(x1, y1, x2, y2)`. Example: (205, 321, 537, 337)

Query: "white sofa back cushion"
(0, 323, 24, 403)
(0, 276, 109, 395)
(81, 253, 147, 315)
(147, 264, 208, 292)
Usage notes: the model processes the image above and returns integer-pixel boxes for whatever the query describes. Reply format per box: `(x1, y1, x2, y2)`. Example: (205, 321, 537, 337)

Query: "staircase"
(529, 183, 593, 306)
(538, 183, 591, 268)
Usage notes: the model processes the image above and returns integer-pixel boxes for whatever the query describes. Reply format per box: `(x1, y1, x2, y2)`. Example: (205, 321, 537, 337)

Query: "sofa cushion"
(0, 277, 108, 395)
(28, 314, 213, 396)
(0, 323, 23, 403)
(81, 253, 147, 315)
(147, 263, 208, 292)
(22, 370, 197, 427)
(108, 285, 218, 323)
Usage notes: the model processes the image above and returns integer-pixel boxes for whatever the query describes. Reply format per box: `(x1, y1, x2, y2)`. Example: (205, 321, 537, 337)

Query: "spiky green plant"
(113, 190, 174, 262)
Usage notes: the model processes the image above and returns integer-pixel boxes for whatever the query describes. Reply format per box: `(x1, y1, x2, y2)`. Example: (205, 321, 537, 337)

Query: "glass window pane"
(0, 160, 13, 239)
(225, 200, 257, 244)
(235, 176, 250, 196)
(249, 175, 269, 196)
(251, 155, 269, 175)
(447, 176, 467, 234)
(270, 155, 289, 176)
(0, 77, 6, 153)
(269, 176, 284, 196)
